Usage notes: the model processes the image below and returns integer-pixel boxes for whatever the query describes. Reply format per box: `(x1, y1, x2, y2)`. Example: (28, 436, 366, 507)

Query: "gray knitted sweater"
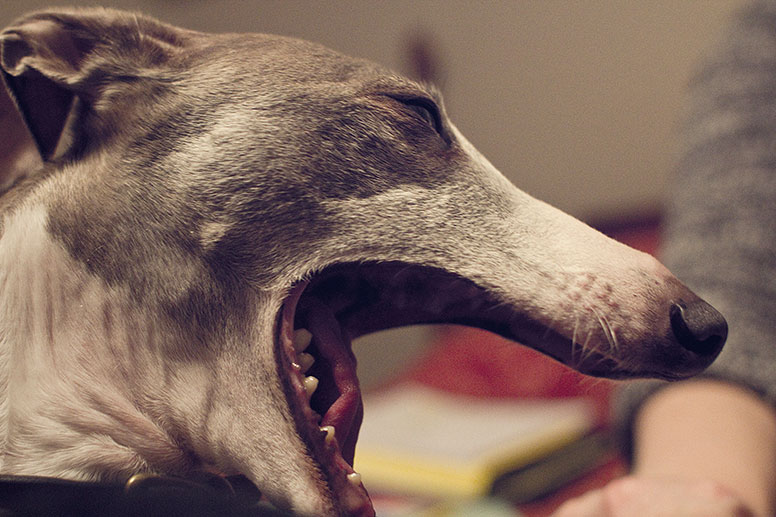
(618, 0, 776, 449)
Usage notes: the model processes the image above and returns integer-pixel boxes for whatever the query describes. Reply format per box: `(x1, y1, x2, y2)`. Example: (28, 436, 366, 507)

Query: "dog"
(0, 7, 727, 516)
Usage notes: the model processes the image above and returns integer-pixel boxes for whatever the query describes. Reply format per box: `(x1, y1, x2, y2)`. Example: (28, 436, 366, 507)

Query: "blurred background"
(0, 0, 745, 387)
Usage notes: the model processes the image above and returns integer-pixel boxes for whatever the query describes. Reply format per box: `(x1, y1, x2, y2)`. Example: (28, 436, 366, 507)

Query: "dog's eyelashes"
(387, 95, 444, 136)
(407, 101, 444, 137)
(407, 102, 437, 130)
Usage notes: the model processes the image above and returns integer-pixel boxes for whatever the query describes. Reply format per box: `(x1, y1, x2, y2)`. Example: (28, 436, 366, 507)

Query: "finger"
(551, 489, 606, 517)
(602, 477, 754, 517)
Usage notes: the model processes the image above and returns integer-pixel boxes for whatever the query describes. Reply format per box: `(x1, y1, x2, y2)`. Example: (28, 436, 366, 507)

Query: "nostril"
(670, 300, 728, 355)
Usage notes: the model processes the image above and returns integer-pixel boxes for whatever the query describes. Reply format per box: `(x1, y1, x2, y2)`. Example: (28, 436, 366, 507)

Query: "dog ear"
(0, 80, 41, 192)
(0, 13, 96, 160)
(0, 9, 186, 161)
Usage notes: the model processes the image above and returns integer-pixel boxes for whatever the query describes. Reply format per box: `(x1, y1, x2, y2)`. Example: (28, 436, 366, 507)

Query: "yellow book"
(355, 383, 595, 499)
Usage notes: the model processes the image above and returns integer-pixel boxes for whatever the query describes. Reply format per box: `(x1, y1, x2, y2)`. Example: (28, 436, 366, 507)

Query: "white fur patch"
(0, 204, 190, 477)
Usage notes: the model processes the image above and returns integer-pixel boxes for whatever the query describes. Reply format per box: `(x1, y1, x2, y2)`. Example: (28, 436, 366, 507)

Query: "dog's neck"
(0, 203, 200, 479)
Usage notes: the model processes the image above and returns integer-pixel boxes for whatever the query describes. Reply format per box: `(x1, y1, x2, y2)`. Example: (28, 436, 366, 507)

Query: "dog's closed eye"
(387, 94, 445, 139)
(405, 100, 439, 131)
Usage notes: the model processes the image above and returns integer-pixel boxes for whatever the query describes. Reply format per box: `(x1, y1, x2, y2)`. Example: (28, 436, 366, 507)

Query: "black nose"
(670, 300, 728, 355)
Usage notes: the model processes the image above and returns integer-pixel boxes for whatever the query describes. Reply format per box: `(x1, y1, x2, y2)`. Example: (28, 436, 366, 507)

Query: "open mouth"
(274, 261, 578, 516)
(271, 260, 722, 514)
(276, 271, 370, 516)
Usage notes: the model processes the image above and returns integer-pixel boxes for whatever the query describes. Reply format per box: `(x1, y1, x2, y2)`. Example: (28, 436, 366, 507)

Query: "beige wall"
(2, 1, 744, 223)
(1, 1, 747, 386)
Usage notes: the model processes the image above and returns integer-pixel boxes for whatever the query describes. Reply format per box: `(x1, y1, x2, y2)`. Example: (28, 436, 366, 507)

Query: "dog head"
(0, 8, 726, 516)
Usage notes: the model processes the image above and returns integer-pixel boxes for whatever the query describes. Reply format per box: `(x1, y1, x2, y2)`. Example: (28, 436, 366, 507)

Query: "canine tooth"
(304, 376, 319, 398)
(320, 425, 336, 446)
(298, 352, 315, 373)
(293, 329, 313, 352)
(347, 472, 362, 486)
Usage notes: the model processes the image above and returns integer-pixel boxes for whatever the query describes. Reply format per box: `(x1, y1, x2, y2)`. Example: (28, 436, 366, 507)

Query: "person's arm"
(633, 379, 776, 515)
(553, 379, 776, 517)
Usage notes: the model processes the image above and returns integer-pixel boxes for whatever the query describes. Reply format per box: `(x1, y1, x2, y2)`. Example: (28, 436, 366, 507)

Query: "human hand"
(551, 476, 753, 517)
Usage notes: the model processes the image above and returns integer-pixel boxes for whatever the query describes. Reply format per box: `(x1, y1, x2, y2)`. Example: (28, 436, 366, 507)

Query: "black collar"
(0, 473, 291, 516)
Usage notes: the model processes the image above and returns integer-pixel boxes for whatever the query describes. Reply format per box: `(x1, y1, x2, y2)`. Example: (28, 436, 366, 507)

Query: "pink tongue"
(302, 299, 363, 466)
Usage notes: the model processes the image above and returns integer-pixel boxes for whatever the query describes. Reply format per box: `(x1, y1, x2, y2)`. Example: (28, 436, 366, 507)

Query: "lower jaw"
(275, 281, 374, 516)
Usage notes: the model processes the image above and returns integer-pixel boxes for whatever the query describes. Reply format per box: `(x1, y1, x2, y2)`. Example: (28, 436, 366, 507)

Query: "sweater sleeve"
(616, 0, 776, 456)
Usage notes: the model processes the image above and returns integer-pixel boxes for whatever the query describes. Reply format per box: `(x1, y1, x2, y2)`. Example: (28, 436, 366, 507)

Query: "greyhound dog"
(0, 7, 727, 516)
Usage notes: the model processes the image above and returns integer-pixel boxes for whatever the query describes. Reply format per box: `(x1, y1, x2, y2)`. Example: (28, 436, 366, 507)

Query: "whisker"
(570, 314, 581, 367)
(579, 326, 598, 363)
(605, 315, 619, 354)
(592, 308, 616, 354)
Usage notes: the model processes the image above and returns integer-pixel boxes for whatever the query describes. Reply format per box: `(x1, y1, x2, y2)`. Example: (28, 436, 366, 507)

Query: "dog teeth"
(320, 425, 336, 446)
(347, 472, 362, 486)
(304, 376, 319, 398)
(297, 352, 315, 373)
(293, 329, 313, 352)
(291, 352, 314, 374)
